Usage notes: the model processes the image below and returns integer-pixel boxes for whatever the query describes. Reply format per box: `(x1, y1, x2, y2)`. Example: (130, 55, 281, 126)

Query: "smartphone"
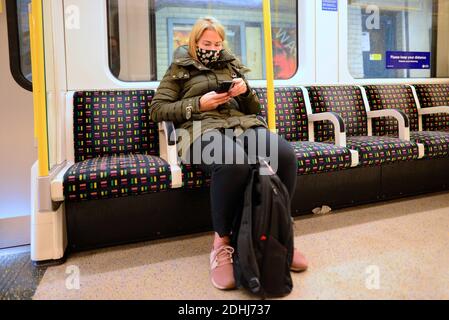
(215, 81, 234, 94)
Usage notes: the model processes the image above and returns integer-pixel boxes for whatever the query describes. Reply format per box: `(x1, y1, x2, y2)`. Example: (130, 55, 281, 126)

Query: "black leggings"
(186, 127, 298, 237)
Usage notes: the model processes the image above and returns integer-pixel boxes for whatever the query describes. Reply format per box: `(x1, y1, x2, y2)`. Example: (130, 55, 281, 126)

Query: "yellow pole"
(29, 0, 49, 176)
(29, 5, 38, 140)
(0, 1, 3, 14)
(262, 0, 276, 133)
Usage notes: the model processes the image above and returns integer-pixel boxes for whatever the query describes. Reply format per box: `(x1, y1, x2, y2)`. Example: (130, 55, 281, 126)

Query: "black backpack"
(231, 160, 294, 298)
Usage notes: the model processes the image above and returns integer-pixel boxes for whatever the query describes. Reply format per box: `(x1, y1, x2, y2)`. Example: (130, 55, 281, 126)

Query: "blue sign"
(386, 51, 431, 69)
(322, 0, 338, 11)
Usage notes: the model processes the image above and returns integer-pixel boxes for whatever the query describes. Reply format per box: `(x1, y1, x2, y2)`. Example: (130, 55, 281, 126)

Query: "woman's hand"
(228, 78, 248, 98)
(199, 92, 231, 112)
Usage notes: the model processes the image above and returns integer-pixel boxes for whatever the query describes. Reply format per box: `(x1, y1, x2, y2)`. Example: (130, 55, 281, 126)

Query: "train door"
(0, 0, 34, 249)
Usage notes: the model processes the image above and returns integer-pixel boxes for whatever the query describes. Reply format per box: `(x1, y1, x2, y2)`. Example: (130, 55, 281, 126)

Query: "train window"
(107, 0, 298, 81)
(348, 0, 449, 79)
(6, 0, 32, 91)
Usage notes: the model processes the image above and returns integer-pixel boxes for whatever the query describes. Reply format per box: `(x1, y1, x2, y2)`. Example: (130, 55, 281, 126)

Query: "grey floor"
(31, 192, 449, 300)
(0, 247, 46, 300)
(1, 192, 448, 300)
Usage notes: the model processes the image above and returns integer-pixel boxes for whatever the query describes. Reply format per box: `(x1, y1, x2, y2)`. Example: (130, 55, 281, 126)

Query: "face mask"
(196, 47, 221, 67)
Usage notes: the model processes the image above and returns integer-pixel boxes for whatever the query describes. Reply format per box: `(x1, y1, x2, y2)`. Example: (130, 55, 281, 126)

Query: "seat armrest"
(158, 121, 179, 165)
(418, 106, 449, 116)
(308, 112, 347, 147)
(367, 109, 410, 140)
(50, 162, 74, 202)
(160, 121, 177, 146)
(158, 121, 182, 188)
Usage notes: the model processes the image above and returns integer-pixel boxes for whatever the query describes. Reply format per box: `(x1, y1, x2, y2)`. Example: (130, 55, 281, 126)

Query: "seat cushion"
(64, 154, 171, 202)
(306, 86, 368, 142)
(346, 136, 420, 166)
(73, 91, 159, 163)
(410, 131, 449, 159)
(253, 87, 309, 142)
(364, 85, 420, 135)
(292, 141, 353, 175)
(414, 84, 449, 132)
(422, 114, 449, 132)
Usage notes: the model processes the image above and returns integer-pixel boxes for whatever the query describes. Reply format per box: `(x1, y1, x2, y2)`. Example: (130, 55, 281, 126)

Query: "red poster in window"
(272, 27, 297, 79)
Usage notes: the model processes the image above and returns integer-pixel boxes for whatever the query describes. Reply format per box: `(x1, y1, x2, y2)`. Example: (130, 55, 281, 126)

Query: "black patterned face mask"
(196, 47, 221, 67)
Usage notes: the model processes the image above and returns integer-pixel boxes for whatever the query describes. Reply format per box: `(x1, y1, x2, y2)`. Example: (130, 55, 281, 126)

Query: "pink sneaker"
(290, 248, 308, 272)
(210, 245, 236, 290)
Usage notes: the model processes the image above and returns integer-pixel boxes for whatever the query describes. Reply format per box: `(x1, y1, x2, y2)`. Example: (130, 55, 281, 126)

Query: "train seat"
(254, 87, 358, 175)
(61, 90, 192, 202)
(62, 86, 358, 202)
(363, 85, 449, 159)
(305, 86, 424, 166)
(53, 87, 449, 252)
(413, 84, 449, 132)
(64, 154, 172, 201)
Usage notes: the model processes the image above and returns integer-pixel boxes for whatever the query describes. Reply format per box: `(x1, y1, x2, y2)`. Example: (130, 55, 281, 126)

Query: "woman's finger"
(212, 95, 230, 104)
(212, 95, 230, 103)
(230, 83, 245, 97)
(214, 92, 230, 98)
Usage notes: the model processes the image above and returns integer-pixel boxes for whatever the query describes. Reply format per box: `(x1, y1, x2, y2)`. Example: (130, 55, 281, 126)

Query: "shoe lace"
(214, 246, 234, 267)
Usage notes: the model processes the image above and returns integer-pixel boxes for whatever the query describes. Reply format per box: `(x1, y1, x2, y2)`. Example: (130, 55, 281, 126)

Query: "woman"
(150, 17, 308, 290)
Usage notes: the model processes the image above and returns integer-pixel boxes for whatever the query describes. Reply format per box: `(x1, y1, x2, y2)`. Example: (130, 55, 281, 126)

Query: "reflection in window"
(108, 0, 121, 78)
(17, 0, 32, 81)
(348, 0, 449, 79)
(107, 0, 298, 81)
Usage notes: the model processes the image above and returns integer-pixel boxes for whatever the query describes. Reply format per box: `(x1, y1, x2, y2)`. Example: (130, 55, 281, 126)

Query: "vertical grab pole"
(29, 0, 49, 177)
(29, 3, 38, 141)
(262, 0, 276, 133)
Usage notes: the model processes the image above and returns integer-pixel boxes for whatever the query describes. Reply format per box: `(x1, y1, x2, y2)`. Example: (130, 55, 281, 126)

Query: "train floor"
(2, 192, 449, 300)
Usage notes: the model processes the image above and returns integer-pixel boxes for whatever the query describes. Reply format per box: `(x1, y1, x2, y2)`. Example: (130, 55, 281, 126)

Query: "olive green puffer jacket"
(149, 45, 267, 159)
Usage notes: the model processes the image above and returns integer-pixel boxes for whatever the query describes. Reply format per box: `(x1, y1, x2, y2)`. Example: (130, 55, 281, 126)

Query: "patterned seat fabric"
(292, 141, 352, 175)
(307, 86, 368, 142)
(346, 136, 419, 166)
(364, 85, 449, 159)
(307, 86, 420, 166)
(73, 90, 159, 163)
(181, 164, 211, 189)
(414, 84, 449, 132)
(65, 90, 166, 202)
(253, 87, 309, 142)
(410, 131, 449, 158)
(364, 85, 419, 136)
(64, 154, 171, 202)
(254, 87, 353, 174)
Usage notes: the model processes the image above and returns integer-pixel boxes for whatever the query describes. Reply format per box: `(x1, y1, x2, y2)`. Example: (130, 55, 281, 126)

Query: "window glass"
(348, 0, 449, 79)
(17, 0, 32, 81)
(107, 0, 298, 81)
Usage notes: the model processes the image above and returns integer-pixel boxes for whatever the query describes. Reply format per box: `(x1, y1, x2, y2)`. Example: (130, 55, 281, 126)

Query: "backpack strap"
(236, 167, 264, 295)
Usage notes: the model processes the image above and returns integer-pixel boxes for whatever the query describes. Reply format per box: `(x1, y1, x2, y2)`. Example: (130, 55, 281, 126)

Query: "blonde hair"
(188, 17, 226, 59)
